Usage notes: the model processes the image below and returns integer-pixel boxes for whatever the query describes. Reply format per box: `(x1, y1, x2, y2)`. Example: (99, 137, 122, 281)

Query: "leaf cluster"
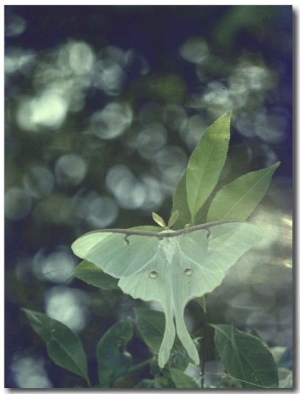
(22, 113, 288, 388)
(22, 308, 281, 388)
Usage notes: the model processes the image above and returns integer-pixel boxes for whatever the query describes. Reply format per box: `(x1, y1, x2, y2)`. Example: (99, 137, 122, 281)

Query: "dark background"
(5, 5, 293, 388)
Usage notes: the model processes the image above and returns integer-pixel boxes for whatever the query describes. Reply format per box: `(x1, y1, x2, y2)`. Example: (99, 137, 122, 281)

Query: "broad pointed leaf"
(212, 324, 278, 388)
(186, 112, 231, 223)
(172, 171, 191, 228)
(96, 319, 133, 387)
(207, 162, 280, 221)
(22, 308, 90, 385)
(135, 308, 165, 353)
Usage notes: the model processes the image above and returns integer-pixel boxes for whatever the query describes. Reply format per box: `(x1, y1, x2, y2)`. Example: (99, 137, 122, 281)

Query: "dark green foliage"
(22, 113, 284, 388)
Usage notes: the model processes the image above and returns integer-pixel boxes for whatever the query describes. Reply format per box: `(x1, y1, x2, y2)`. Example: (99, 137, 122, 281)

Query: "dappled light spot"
(139, 175, 163, 212)
(233, 112, 257, 138)
(163, 104, 187, 132)
(55, 154, 88, 186)
(32, 247, 75, 284)
(153, 146, 187, 195)
(55, 40, 95, 79)
(252, 207, 292, 255)
(254, 216, 280, 248)
(124, 48, 150, 76)
(153, 145, 187, 173)
(5, 47, 35, 75)
(106, 169, 163, 212)
(68, 41, 95, 76)
(106, 165, 147, 209)
(105, 164, 133, 192)
(10, 355, 52, 388)
(90, 102, 132, 139)
(282, 259, 292, 269)
(136, 123, 167, 159)
(191, 58, 286, 146)
(76, 191, 118, 228)
(95, 45, 150, 94)
(96, 60, 124, 94)
(44, 286, 89, 332)
(200, 81, 233, 118)
(179, 115, 208, 150)
(23, 40, 95, 120)
(23, 165, 55, 198)
(179, 36, 209, 64)
(229, 61, 275, 94)
(87, 195, 119, 228)
(255, 112, 287, 143)
(118, 181, 146, 210)
(234, 110, 287, 143)
(94, 50, 126, 95)
(5, 187, 32, 220)
(278, 214, 293, 250)
(17, 91, 68, 131)
(5, 12, 27, 37)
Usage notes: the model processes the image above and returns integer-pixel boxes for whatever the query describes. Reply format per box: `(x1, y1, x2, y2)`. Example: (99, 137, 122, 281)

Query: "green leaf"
(96, 319, 133, 387)
(172, 171, 191, 228)
(169, 368, 199, 388)
(135, 308, 165, 353)
(73, 260, 119, 290)
(135, 308, 190, 370)
(152, 212, 167, 228)
(207, 162, 280, 221)
(186, 112, 231, 223)
(167, 210, 179, 229)
(22, 308, 90, 385)
(212, 324, 279, 388)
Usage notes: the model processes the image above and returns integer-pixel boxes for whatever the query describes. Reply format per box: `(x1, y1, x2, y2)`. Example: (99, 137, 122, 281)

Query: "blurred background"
(5, 5, 292, 388)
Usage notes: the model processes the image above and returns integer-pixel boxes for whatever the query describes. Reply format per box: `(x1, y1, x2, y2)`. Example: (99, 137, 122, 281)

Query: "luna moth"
(71, 220, 261, 368)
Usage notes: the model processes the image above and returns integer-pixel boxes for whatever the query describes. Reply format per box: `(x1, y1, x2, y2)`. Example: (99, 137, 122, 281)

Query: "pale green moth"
(71, 219, 261, 368)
